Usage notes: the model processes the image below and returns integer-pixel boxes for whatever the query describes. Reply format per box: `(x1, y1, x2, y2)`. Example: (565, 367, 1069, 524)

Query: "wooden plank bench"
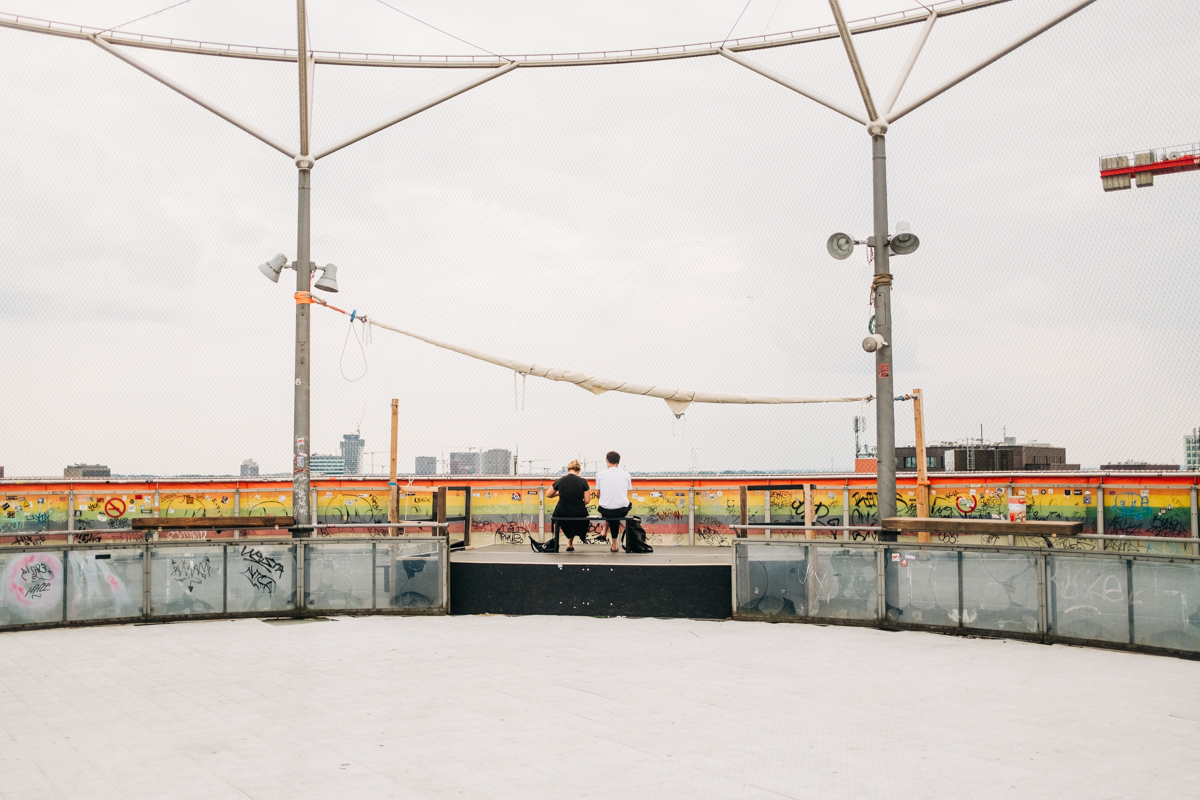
(132, 516, 295, 530)
(881, 517, 1083, 537)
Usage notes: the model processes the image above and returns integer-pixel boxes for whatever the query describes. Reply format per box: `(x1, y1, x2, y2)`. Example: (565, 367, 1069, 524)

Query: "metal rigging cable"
(97, 0, 195, 37)
(371, 0, 509, 61)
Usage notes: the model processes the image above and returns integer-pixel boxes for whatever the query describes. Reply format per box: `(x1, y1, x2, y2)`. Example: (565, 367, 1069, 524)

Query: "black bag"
(621, 517, 654, 554)
(530, 525, 559, 553)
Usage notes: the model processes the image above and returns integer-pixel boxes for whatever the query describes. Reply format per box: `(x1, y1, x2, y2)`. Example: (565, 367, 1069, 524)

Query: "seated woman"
(545, 460, 590, 552)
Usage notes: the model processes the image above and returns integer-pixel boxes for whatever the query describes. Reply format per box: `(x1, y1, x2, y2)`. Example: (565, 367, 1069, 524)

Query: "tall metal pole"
(872, 132, 896, 528)
(292, 0, 313, 531)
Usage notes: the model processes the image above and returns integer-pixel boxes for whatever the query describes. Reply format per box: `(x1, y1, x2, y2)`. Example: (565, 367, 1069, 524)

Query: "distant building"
(310, 454, 344, 475)
(240, 459, 259, 477)
(340, 434, 364, 475)
(482, 449, 512, 475)
(415, 456, 437, 476)
(895, 439, 1079, 472)
(1188, 429, 1199, 470)
(1100, 461, 1180, 471)
(64, 464, 110, 478)
(450, 452, 480, 476)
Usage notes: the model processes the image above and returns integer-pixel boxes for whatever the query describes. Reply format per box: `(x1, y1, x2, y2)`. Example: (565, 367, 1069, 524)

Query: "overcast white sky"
(1, 0, 1198, 477)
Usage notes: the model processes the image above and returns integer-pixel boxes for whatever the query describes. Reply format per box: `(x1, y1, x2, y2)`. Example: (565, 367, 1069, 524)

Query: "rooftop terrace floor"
(0, 615, 1197, 799)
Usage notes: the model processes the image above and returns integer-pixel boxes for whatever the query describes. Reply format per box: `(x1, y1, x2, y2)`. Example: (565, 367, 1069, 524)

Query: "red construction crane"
(1100, 142, 1200, 191)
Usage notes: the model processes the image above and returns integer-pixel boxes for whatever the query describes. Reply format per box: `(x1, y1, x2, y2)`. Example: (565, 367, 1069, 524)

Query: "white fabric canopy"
(367, 318, 872, 416)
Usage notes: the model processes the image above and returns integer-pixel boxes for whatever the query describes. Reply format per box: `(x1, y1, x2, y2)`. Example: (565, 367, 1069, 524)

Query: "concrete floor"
(0, 615, 1197, 799)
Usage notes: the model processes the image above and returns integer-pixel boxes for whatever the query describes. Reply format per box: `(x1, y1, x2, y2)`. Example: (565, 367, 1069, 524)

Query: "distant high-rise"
(449, 452, 481, 476)
(240, 459, 259, 477)
(340, 433, 364, 475)
(482, 449, 512, 475)
(1187, 429, 1199, 470)
(415, 456, 437, 475)
(310, 454, 344, 475)
(64, 464, 110, 478)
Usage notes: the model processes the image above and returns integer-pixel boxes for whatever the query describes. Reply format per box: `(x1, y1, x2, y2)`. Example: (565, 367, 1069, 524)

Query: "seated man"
(594, 450, 632, 553)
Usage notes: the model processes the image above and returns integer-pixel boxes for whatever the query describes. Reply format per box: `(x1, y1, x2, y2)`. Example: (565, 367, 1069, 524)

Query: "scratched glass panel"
(807, 547, 879, 621)
(67, 550, 143, 621)
(375, 540, 443, 611)
(961, 552, 1039, 634)
(735, 543, 806, 618)
(1048, 555, 1129, 644)
(0, 549, 65, 627)
(306, 543, 374, 610)
(1130, 561, 1200, 653)
(149, 545, 224, 617)
(884, 550, 959, 627)
(227, 543, 296, 613)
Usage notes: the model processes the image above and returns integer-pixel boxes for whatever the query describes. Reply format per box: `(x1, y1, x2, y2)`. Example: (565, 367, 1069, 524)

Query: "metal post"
(293, 166, 312, 532)
(67, 491, 75, 544)
(538, 488, 545, 535)
(764, 490, 771, 539)
(842, 486, 851, 541)
(1096, 485, 1105, 539)
(872, 132, 897, 532)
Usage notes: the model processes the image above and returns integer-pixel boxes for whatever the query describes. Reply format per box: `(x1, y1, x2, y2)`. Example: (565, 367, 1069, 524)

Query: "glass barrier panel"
(846, 487, 879, 529)
(471, 489, 538, 547)
(150, 545, 224, 617)
(1048, 555, 1129, 644)
(1105, 488, 1191, 539)
(2, 493, 69, 536)
(227, 543, 296, 613)
(316, 489, 389, 528)
(305, 542, 374, 610)
(67, 549, 144, 621)
(0, 549, 65, 627)
(1020, 486, 1097, 534)
(1130, 560, 1200, 653)
(885, 549, 959, 627)
(375, 540, 443, 611)
(694, 489, 739, 546)
(961, 552, 1039, 634)
(808, 546, 879, 620)
(628, 489, 688, 546)
(735, 542, 805, 618)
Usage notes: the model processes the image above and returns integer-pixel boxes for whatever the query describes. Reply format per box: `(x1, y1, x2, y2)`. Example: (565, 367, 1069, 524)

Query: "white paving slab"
(0, 616, 1197, 799)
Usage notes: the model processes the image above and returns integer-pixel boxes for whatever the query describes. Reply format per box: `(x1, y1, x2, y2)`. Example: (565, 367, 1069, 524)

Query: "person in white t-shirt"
(594, 451, 633, 553)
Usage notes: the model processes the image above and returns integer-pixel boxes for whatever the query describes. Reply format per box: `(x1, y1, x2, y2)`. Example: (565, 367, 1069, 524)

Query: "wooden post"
(738, 486, 748, 537)
(804, 483, 815, 540)
(913, 388, 931, 543)
(388, 399, 399, 528)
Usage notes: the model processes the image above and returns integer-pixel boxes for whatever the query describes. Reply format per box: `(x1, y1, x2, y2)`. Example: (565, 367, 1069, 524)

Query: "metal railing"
(0, 536, 448, 632)
(733, 539, 1200, 659)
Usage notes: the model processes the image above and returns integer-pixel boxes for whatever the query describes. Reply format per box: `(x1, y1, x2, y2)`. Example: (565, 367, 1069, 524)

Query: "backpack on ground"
(621, 517, 653, 554)
(530, 526, 559, 553)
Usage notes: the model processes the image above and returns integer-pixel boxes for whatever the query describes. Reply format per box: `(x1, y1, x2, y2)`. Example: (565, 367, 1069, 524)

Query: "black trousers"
(599, 505, 632, 539)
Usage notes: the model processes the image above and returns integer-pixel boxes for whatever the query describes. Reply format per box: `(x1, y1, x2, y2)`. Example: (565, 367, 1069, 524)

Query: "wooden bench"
(881, 517, 1083, 537)
(132, 516, 295, 530)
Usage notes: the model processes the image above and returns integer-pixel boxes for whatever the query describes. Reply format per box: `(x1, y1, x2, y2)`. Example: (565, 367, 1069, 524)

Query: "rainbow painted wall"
(2, 473, 1196, 554)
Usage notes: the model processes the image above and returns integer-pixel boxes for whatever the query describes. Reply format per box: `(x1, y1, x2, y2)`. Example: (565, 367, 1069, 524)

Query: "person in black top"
(546, 460, 590, 552)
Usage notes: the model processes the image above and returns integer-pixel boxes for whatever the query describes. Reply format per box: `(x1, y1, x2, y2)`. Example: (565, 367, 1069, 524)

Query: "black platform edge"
(451, 561, 731, 619)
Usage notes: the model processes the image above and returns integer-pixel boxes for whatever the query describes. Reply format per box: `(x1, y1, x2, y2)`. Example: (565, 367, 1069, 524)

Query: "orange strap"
(294, 291, 348, 315)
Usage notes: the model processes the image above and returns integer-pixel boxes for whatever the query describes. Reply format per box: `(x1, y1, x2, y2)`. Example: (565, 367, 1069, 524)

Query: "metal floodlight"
(827, 232, 855, 260)
(258, 253, 288, 283)
(890, 222, 920, 256)
(314, 263, 339, 293)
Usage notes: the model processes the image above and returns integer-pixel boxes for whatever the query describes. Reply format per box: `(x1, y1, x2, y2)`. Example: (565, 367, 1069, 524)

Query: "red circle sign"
(955, 496, 977, 514)
(104, 498, 127, 518)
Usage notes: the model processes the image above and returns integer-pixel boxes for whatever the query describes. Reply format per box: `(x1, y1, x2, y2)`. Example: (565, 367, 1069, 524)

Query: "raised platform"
(450, 544, 732, 618)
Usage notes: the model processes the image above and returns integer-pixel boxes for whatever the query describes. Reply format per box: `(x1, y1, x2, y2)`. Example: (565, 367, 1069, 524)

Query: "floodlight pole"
(293, 0, 313, 531)
(829, 0, 897, 526)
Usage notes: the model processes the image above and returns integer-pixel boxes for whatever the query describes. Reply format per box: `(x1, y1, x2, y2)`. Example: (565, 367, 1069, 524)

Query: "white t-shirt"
(594, 466, 633, 509)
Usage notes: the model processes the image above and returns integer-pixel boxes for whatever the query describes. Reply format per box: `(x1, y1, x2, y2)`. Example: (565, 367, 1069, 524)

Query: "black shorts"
(599, 505, 631, 536)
